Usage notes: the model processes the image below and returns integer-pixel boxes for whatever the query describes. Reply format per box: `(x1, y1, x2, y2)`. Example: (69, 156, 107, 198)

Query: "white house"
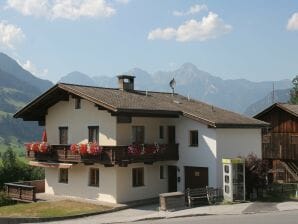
(14, 75, 268, 204)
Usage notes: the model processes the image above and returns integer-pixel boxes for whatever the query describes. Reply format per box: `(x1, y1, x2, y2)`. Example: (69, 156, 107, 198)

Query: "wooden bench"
(185, 187, 216, 207)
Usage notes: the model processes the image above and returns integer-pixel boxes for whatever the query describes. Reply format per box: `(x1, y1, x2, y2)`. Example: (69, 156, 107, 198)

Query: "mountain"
(0, 53, 52, 92)
(59, 63, 292, 113)
(0, 53, 54, 149)
(244, 89, 291, 116)
(59, 71, 95, 86)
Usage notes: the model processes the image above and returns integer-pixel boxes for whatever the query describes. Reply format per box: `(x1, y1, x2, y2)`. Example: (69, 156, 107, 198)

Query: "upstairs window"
(89, 168, 99, 187)
(75, 98, 81, 109)
(59, 168, 68, 184)
(59, 127, 68, 145)
(88, 126, 99, 143)
(132, 167, 144, 187)
(132, 126, 145, 144)
(189, 130, 199, 147)
(159, 126, 164, 139)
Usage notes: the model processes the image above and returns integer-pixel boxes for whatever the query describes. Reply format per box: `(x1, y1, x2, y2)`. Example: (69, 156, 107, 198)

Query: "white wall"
(116, 117, 175, 145)
(45, 164, 117, 203)
(46, 97, 117, 145)
(216, 128, 262, 187)
(115, 162, 169, 203)
(174, 117, 217, 191)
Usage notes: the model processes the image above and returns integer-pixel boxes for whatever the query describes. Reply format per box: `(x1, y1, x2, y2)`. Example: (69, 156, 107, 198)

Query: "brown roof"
(14, 83, 268, 128)
(254, 103, 298, 118)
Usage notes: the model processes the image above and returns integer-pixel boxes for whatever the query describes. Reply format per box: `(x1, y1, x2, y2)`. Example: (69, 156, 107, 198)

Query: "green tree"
(0, 148, 45, 188)
(289, 75, 298, 104)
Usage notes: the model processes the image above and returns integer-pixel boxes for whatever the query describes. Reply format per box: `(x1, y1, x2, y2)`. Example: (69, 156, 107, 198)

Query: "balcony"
(26, 144, 179, 166)
(262, 133, 298, 160)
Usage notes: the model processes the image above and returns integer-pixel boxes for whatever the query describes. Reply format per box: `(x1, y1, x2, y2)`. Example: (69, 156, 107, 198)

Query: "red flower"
(31, 142, 40, 152)
(70, 144, 79, 154)
(90, 143, 102, 155)
(79, 144, 88, 155)
(39, 142, 49, 153)
(24, 143, 32, 151)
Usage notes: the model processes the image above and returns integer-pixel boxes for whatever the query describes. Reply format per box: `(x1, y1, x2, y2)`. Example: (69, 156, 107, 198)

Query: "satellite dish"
(169, 78, 176, 95)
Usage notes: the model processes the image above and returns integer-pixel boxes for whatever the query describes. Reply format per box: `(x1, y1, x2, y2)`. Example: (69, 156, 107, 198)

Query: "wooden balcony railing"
(26, 144, 179, 165)
(262, 133, 298, 160)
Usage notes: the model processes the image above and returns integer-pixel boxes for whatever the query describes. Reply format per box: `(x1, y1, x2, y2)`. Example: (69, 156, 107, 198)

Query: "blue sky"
(0, 0, 297, 82)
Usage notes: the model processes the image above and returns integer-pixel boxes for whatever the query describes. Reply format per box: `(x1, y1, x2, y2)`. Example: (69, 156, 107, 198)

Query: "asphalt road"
(128, 210, 298, 224)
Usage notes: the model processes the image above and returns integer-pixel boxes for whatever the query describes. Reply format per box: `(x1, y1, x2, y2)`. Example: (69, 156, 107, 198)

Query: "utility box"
(159, 192, 185, 211)
(222, 158, 246, 202)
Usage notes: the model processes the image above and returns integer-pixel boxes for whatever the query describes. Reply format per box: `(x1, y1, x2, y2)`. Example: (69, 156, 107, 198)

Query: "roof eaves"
(58, 84, 117, 112)
(13, 84, 60, 118)
(214, 122, 269, 128)
(182, 112, 216, 127)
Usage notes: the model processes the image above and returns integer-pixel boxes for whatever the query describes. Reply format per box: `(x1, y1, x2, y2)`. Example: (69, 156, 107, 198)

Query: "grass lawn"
(0, 200, 112, 218)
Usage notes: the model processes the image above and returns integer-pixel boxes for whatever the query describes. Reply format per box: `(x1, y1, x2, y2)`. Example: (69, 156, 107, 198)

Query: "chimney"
(117, 75, 135, 91)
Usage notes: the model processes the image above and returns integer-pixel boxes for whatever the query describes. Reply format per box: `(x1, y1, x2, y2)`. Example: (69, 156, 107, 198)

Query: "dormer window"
(75, 98, 81, 109)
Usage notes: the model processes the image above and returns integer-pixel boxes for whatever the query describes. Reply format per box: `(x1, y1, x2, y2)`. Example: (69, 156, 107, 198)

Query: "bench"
(185, 187, 216, 207)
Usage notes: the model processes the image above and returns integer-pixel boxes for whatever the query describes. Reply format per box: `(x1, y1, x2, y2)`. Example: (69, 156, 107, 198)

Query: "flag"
(42, 129, 47, 142)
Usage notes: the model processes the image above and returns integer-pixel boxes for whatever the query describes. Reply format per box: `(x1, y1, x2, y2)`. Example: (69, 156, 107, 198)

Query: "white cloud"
(6, 0, 116, 20)
(20, 59, 49, 78)
(148, 12, 232, 42)
(173, 4, 208, 16)
(0, 21, 25, 49)
(287, 12, 298, 31)
(115, 0, 130, 4)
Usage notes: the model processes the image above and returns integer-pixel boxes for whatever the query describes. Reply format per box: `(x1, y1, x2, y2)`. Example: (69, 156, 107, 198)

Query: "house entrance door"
(184, 166, 208, 189)
(168, 166, 177, 192)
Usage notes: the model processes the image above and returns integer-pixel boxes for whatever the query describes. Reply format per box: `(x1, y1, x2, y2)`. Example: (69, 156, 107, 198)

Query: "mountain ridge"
(59, 63, 292, 113)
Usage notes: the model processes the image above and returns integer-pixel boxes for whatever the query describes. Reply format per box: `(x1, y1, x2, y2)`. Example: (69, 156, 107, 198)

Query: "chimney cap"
(117, 75, 136, 79)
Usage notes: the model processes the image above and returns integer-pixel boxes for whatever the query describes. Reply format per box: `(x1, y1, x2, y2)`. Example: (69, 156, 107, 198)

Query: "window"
(59, 168, 68, 183)
(132, 167, 144, 187)
(189, 130, 199, 147)
(88, 126, 99, 143)
(159, 126, 164, 139)
(89, 168, 99, 187)
(75, 98, 81, 109)
(59, 127, 68, 145)
(160, 165, 165, 179)
(132, 126, 145, 144)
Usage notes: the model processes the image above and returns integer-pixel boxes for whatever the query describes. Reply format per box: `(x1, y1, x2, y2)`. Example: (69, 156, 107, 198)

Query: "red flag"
(42, 129, 47, 142)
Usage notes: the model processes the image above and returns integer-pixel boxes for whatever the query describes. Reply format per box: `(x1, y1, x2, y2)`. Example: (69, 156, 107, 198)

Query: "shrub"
(0, 191, 15, 207)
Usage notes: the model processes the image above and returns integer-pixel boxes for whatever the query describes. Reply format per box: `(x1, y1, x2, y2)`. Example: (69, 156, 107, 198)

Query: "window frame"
(74, 97, 81, 109)
(59, 168, 68, 184)
(160, 165, 165, 180)
(132, 126, 145, 144)
(159, 126, 164, 139)
(89, 168, 99, 187)
(189, 130, 199, 147)
(59, 127, 68, 145)
(132, 167, 144, 187)
(88, 126, 99, 143)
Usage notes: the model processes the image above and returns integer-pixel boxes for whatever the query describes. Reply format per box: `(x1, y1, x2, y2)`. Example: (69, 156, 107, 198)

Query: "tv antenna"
(169, 78, 176, 96)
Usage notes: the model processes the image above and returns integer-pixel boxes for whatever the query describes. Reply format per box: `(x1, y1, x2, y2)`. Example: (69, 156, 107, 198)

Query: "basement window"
(89, 168, 99, 187)
(59, 168, 68, 184)
(160, 165, 165, 179)
(132, 167, 144, 187)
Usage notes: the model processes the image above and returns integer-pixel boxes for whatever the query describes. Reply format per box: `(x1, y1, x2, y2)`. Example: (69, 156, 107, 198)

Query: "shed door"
(184, 166, 208, 189)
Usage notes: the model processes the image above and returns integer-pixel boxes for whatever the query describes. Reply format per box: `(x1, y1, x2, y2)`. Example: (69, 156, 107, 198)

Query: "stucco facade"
(43, 97, 262, 204)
